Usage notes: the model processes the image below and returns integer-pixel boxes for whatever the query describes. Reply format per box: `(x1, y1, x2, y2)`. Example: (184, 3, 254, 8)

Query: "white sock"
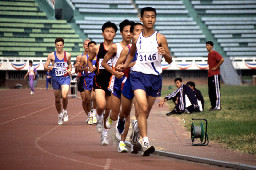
(143, 137, 149, 143)
(93, 109, 96, 116)
(120, 141, 125, 144)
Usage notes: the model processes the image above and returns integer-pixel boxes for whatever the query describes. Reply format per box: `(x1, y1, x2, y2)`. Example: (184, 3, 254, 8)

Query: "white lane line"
(0, 98, 49, 111)
(104, 158, 112, 170)
(0, 105, 54, 126)
(34, 111, 113, 169)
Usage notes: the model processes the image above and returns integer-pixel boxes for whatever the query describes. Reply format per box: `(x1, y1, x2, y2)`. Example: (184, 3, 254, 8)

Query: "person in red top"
(206, 41, 224, 111)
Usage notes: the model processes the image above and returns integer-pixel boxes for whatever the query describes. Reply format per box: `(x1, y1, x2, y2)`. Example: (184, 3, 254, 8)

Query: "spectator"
(206, 41, 224, 111)
(24, 60, 36, 95)
(186, 81, 204, 112)
(159, 78, 199, 116)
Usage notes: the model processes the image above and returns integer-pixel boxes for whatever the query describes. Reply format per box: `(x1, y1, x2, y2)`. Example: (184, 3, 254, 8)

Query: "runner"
(88, 21, 117, 145)
(78, 40, 97, 125)
(117, 7, 172, 156)
(115, 22, 144, 153)
(75, 39, 91, 124)
(101, 19, 134, 132)
(44, 38, 72, 125)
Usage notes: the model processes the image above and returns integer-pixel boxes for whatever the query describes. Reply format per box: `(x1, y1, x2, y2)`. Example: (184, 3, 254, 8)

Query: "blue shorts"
(130, 71, 162, 97)
(112, 76, 125, 99)
(121, 76, 134, 100)
(52, 76, 71, 90)
(83, 76, 94, 91)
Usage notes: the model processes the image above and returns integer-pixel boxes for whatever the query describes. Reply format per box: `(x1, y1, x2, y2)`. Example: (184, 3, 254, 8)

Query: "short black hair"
(130, 22, 143, 33)
(119, 19, 134, 32)
(206, 41, 214, 46)
(55, 37, 64, 44)
(174, 78, 182, 82)
(88, 41, 96, 47)
(186, 81, 195, 88)
(29, 60, 33, 64)
(102, 21, 118, 33)
(140, 7, 156, 18)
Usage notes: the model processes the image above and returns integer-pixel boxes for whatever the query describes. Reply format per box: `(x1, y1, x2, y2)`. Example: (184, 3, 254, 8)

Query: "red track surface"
(0, 89, 222, 170)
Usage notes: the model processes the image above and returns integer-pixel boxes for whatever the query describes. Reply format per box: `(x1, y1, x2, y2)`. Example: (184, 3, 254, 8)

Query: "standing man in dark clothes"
(206, 41, 224, 111)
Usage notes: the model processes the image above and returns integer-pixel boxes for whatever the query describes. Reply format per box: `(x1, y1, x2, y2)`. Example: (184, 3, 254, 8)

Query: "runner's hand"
(115, 71, 124, 79)
(158, 46, 167, 56)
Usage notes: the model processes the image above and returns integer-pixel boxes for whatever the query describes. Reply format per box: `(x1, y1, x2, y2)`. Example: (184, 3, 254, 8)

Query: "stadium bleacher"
(0, 0, 84, 60)
(72, 0, 208, 58)
(192, 0, 256, 58)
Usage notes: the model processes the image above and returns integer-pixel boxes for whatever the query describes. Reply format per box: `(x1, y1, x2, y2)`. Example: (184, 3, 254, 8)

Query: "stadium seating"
(72, 0, 208, 58)
(0, 0, 84, 61)
(191, 0, 256, 58)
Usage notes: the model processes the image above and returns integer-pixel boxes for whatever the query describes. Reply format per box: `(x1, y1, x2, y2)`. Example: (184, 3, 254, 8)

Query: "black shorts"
(77, 76, 85, 92)
(93, 73, 111, 96)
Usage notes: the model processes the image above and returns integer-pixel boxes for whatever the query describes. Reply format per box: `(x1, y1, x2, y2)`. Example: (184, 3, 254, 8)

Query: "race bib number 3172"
(138, 52, 158, 63)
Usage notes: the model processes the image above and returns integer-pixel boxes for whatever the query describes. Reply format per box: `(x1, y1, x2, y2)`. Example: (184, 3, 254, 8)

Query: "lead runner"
(117, 7, 172, 156)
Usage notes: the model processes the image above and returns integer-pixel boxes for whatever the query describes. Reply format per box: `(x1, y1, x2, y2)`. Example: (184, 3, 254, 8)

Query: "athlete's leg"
(95, 89, 106, 116)
(120, 94, 133, 120)
(134, 89, 156, 138)
(110, 95, 121, 121)
(104, 94, 112, 129)
(84, 90, 92, 114)
(120, 114, 130, 141)
(61, 84, 69, 110)
(80, 91, 88, 115)
(54, 89, 62, 114)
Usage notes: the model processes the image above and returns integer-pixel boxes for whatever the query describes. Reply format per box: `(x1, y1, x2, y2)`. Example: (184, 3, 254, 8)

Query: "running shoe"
(142, 141, 155, 156)
(63, 110, 68, 122)
(88, 116, 93, 125)
(96, 115, 103, 133)
(58, 113, 64, 125)
(101, 129, 109, 146)
(118, 141, 128, 153)
(116, 116, 125, 135)
(131, 142, 142, 154)
(106, 114, 113, 129)
(130, 120, 140, 145)
(30, 91, 33, 95)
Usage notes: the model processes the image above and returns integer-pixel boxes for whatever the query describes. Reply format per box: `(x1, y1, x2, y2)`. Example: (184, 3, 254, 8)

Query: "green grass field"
(161, 85, 256, 154)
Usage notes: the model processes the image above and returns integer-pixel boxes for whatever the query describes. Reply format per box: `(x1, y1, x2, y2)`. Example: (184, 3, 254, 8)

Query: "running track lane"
(0, 89, 223, 169)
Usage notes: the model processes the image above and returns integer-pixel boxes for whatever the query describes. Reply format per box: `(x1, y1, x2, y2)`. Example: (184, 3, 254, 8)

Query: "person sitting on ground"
(186, 81, 204, 112)
(159, 78, 199, 116)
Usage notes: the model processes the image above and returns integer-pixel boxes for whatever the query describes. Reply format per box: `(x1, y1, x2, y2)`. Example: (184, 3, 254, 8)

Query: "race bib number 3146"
(138, 52, 158, 63)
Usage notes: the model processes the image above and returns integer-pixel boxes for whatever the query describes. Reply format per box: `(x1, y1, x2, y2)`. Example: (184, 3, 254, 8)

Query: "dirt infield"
(0, 89, 224, 170)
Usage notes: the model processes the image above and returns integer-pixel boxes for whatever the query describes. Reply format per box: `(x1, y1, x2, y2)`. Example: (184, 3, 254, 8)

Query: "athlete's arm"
(116, 46, 129, 66)
(66, 52, 72, 75)
(75, 55, 81, 73)
(212, 57, 224, 71)
(158, 33, 172, 64)
(88, 45, 98, 72)
(44, 53, 54, 71)
(78, 55, 88, 72)
(120, 35, 138, 70)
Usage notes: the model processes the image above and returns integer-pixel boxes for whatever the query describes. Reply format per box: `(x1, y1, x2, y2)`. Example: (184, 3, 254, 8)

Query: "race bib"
(138, 52, 159, 63)
(54, 62, 68, 76)
(99, 58, 112, 69)
(55, 68, 67, 76)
